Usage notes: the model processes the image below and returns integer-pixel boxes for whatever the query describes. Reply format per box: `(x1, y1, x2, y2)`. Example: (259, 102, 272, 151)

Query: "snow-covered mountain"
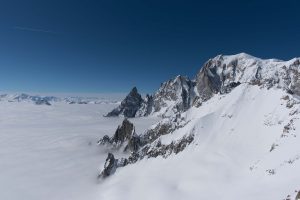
(0, 93, 120, 105)
(107, 53, 300, 118)
(99, 53, 300, 199)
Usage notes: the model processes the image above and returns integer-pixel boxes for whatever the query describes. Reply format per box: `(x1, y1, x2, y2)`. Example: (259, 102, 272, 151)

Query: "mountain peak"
(129, 87, 139, 95)
(105, 87, 144, 118)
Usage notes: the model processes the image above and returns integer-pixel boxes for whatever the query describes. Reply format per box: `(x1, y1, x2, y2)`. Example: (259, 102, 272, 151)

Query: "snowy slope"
(98, 84, 300, 200)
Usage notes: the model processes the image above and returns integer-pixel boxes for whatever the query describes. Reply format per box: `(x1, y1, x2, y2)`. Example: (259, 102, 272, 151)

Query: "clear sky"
(0, 0, 299, 93)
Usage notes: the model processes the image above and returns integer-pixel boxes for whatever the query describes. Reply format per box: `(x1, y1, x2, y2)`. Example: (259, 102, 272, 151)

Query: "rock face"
(98, 153, 117, 178)
(135, 94, 154, 117)
(111, 119, 135, 144)
(107, 76, 197, 118)
(105, 87, 144, 118)
(296, 191, 300, 200)
(138, 75, 197, 117)
(98, 119, 141, 152)
(195, 53, 300, 101)
(98, 113, 194, 178)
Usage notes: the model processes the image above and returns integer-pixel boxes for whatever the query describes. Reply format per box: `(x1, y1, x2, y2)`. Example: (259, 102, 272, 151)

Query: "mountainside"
(99, 83, 300, 200)
(99, 53, 300, 199)
(106, 75, 197, 118)
(106, 53, 300, 118)
(136, 75, 197, 117)
(195, 53, 300, 99)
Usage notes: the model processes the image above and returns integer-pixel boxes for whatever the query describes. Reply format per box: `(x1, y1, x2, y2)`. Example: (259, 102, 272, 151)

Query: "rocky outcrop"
(135, 94, 154, 117)
(147, 75, 196, 117)
(98, 133, 194, 178)
(139, 134, 194, 159)
(35, 99, 51, 106)
(107, 76, 198, 118)
(98, 113, 193, 178)
(98, 119, 142, 152)
(98, 153, 128, 178)
(296, 191, 300, 200)
(98, 153, 117, 178)
(196, 53, 300, 99)
(111, 118, 135, 144)
(105, 87, 144, 118)
(195, 54, 248, 101)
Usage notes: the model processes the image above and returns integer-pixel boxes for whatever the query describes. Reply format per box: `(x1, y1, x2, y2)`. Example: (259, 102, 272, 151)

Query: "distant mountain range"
(0, 93, 120, 105)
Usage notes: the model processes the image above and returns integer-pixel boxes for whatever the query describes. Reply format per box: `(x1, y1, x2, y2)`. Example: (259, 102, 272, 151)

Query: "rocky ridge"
(99, 53, 300, 178)
(98, 114, 193, 178)
(106, 53, 300, 118)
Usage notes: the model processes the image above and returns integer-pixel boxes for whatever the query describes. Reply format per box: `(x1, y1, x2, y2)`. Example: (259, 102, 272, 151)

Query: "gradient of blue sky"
(0, 0, 299, 93)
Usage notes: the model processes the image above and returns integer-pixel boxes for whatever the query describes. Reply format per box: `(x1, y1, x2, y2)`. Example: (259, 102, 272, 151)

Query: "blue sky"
(0, 0, 299, 93)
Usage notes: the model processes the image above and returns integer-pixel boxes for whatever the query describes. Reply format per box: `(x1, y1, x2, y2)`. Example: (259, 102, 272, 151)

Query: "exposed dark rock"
(35, 99, 51, 106)
(135, 94, 154, 116)
(134, 75, 197, 118)
(141, 134, 194, 159)
(282, 119, 296, 137)
(98, 153, 117, 178)
(124, 133, 141, 152)
(98, 153, 129, 178)
(286, 99, 299, 108)
(106, 87, 144, 118)
(98, 135, 110, 145)
(195, 56, 245, 101)
(287, 89, 295, 95)
(282, 95, 290, 100)
(111, 119, 135, 144)
(98, 134, 194, 178)
(142, 122, 173, 143)
(295, 191, 300, 200)
(77, 101, 88, 104)
(151, 75, 196, 115)
(269, 143, 278, 152)
(98, 112, 193, 178)
(98, 119, 142, 152)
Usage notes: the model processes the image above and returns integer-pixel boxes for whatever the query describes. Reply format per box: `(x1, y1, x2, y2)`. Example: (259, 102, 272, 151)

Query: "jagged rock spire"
(98, 119, 142, 152)
(105, 87, 144, 118)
